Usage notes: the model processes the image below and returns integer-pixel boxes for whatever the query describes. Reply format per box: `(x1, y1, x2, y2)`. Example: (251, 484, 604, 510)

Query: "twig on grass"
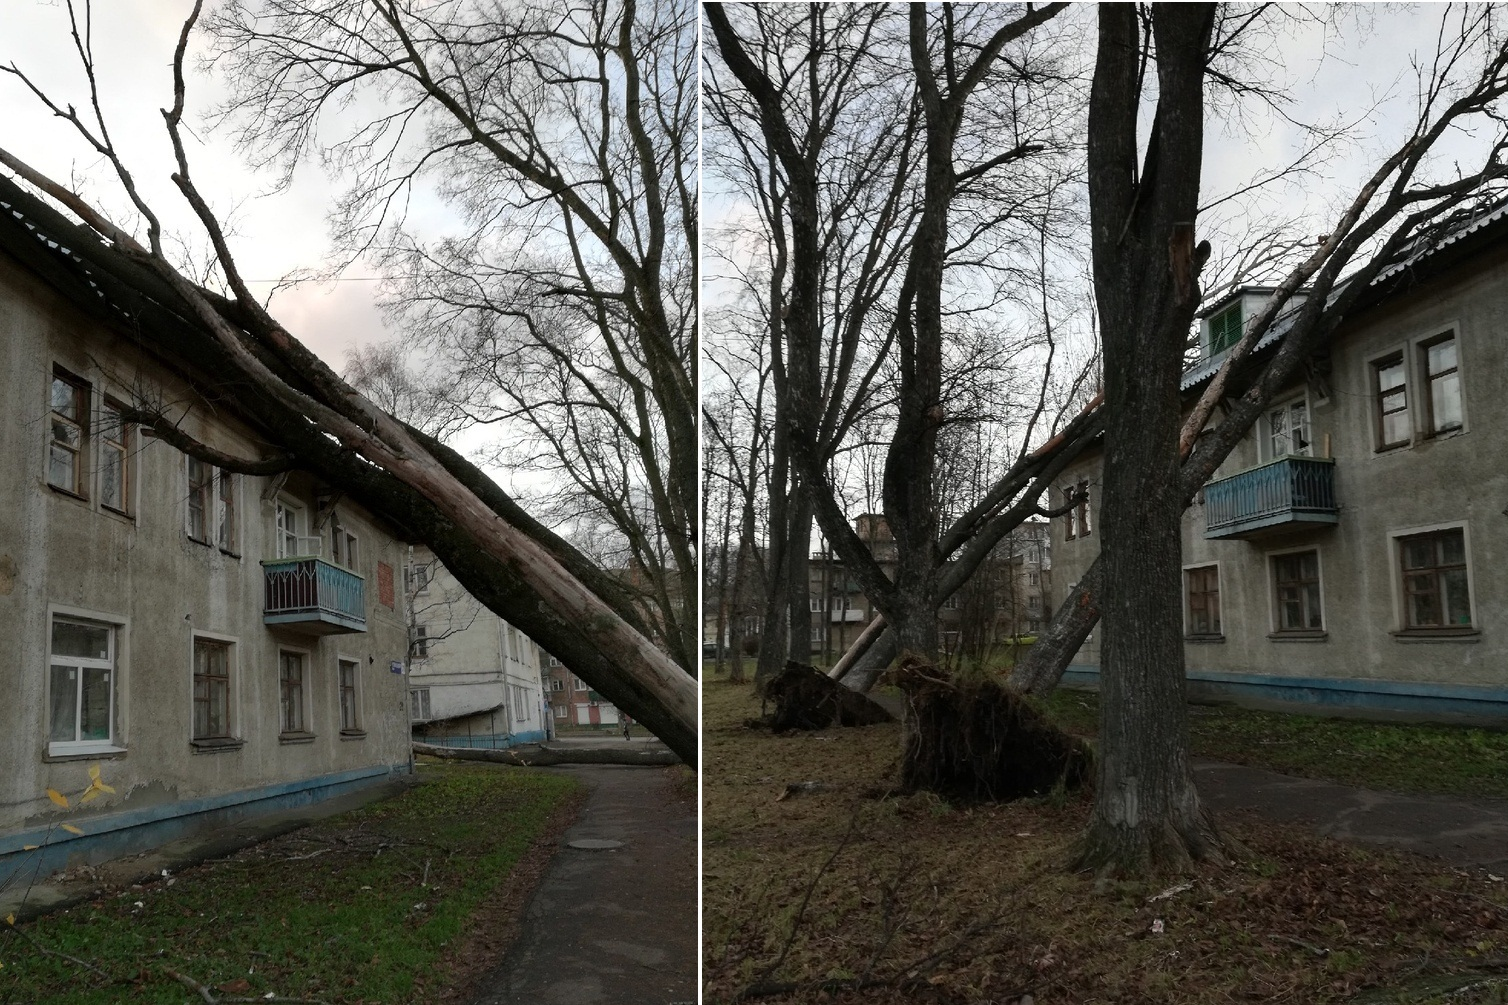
(1269, 934, 1328, 957)
(4, 922, 111, 981)
(165, 967, 332, 1005)
(743, 809, 864, 992)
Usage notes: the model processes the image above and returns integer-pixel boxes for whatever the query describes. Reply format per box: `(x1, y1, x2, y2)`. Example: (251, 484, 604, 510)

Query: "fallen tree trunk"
(1008, 558, 1102, 697)
(896, 658, 1092, 804)
(413, 742, 682, 767)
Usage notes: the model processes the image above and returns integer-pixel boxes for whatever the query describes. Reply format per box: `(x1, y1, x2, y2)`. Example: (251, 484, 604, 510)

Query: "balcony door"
(275, 498, 303, 558)
(1265, 398, 1311, 461)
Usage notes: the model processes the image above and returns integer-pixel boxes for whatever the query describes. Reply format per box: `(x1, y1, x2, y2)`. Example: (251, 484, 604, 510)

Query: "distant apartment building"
(1052, 204, 1508, 722)
(403, 548, 549, 747)
(0, 191, 413, 884)
(808, 515, 1053, 664)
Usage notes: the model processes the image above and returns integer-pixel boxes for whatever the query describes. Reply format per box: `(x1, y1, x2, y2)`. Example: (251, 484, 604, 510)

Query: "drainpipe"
(499, 618, 514, 747)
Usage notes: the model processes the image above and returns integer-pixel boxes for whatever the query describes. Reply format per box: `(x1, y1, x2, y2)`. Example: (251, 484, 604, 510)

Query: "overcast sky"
(7, 4, 1495, 378)
(2, 1, 394, 369)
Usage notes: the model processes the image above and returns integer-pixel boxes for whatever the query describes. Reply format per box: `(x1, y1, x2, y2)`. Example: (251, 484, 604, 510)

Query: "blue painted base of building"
(0, 764, 408, 891)
(1061, 665, 1508, 725)
(416, 730, 548, 750)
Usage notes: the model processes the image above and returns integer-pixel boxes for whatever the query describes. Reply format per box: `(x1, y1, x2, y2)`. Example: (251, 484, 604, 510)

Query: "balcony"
(263, 557, 367, 634)
(1204, 456, 1339, 540)
(830, 608, 865, 623)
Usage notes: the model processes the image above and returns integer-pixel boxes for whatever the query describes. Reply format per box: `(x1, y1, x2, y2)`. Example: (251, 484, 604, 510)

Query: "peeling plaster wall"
(0, 251, 412, 853)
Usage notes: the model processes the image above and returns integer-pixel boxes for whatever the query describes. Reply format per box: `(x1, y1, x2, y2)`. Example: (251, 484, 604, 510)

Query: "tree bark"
(1009, 559, 1101, 696)
(1071, 4, 1225, 875)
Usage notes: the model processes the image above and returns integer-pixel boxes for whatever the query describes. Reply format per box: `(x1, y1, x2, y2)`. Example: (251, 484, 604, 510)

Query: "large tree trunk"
(1071, 5, 1225, 875)
(785, 482, 814, 663)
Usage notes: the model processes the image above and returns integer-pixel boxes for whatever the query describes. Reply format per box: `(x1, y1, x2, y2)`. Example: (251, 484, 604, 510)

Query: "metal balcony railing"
(263, 557, 367, 634)
(1204, 455, 1339, 539)
(830, 608, 866, 622)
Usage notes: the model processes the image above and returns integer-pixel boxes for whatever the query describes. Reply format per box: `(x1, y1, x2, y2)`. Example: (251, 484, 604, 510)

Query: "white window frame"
(337, 654, 363, 734)
(1388, 520, 1476, 632)
(274, 497, 305, 559)
(191, 630, 240, 743)
(409, 687, 432, 722)
(1261, 395, 1311, 462)
(330, 513, 360, 572)
(46, 605, 128, 757)
(277, 646, 314, 736)
(407, 562, 432, 596)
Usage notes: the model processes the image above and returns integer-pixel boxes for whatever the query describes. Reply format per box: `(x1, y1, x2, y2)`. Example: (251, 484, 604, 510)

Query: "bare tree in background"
(205, 0, 700, 671)
(706, 3, 1106, 689)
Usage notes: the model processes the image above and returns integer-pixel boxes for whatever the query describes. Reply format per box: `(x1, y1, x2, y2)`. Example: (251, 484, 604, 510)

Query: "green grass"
(0, 764, 581, 1004)
(1041, 688, 1508, 799)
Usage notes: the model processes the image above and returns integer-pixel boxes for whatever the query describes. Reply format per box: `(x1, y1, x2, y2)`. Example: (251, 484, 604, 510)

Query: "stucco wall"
(1051, 242, 1508, 709)
(0, 252, 412, 857)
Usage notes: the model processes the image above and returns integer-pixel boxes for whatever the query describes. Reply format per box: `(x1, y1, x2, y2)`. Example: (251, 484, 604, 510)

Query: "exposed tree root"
(760, 662, 895, 732)
(894, 658, 1092, 804)
(1069, 806, 1245, 879)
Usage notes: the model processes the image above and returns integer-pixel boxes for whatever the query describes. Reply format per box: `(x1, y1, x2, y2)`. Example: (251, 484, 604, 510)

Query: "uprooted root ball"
(896, 658, 1092, 803)
(762, 661, 895, 732)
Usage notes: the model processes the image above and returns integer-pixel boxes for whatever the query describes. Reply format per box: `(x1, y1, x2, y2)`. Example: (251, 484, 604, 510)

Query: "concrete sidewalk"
(468, 763, 696, 1005)
(1196, 759, 1508, 873)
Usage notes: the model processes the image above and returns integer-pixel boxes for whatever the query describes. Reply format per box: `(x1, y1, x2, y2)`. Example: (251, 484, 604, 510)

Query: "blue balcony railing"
(262, 557, 367, 634)
(1204, 455, 1339, 539)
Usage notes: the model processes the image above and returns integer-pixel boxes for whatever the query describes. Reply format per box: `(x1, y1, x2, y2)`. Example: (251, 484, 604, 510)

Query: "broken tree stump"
(895, 658, 1092, 803)
(763, 662, 894, 732)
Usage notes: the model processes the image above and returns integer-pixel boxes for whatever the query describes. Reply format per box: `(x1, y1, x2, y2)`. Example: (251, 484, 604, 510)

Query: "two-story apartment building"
(0, 234, 414, 887)
(1052, 205, 1508, 723)
(404, 547, 549, 747)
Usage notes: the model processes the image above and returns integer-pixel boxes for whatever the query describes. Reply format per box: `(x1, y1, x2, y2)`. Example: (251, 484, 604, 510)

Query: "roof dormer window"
(1208, 301, 1242, 355)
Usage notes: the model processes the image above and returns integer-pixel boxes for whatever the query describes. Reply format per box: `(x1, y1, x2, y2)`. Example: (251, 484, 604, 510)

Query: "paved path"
(1196, 759, 1508, 874)
(468, 764, 696, 1005)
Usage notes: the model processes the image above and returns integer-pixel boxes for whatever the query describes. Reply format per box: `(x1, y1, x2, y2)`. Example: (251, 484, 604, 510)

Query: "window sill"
(1267, 630, 1328, 642)
(1184, 634, 1225, 644)
(187, 535, 213, 548)
(219, 548, 241, 560)
(45, 743, 126, 762)
(278, 731, 317, 745)
(102, 505, 134, 523)
(1391, 628, 1480, 643)
(46, 484, 89, 504)
(191, 737, 245, 754)
(339, 729, 367, 741)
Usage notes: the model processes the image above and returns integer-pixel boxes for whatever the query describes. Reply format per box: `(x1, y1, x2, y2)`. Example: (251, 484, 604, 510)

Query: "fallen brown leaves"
(703, 680, 1508, 1004)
